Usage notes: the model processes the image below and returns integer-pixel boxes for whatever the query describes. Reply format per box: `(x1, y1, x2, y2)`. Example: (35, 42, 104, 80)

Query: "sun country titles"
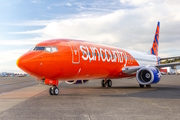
(80, 45, 131, 65)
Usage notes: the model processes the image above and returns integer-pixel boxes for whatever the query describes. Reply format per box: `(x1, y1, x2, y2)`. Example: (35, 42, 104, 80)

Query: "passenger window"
(52, 47, 58, 52)
(45, 47, 51, 52)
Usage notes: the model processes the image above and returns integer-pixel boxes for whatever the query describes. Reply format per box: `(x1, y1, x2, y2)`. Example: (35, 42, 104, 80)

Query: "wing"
(122, 66, 141, 74)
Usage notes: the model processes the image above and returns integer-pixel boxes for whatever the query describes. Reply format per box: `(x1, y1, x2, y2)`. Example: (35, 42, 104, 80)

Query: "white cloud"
(0, 38, 44, 46)
(0, 35, 59, 47)
(164, 0, 180, 6)
(2, 20, 58, 26)
(8, 29, 43, 34)
(47, 6, 51, 10)
(0, 66, 23, 73)
(31, 0, 41, 3)
(2, 0, 180, 72)
(0, 49, 28, 64)
(40, 1, 180, 56)
(31, 0, 37, 3)
(75, 2, 84, 11)
(66, 3, 72, 7)
(120, 0, 163, 6)
(8, 0, 180, 56)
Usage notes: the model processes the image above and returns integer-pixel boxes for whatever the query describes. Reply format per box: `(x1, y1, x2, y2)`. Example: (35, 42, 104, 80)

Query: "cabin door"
(68, 42, 80, 64)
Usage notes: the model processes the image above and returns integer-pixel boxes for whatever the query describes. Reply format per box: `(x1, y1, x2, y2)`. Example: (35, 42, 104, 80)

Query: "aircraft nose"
(16, 58, 21, 68)
(16, 56, 25, 70)
(16, 53, 37, 74)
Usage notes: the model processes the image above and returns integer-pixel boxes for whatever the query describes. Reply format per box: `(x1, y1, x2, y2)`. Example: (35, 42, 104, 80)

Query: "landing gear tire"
(49, 86, 59, 95)
(53, 86, 59, 95)
(101, 80, 106, 87)
(101, 79, 112, 88)
(107, 80, 112, 87)
(139, 84, 144, 88)
(49, 87, 54, 95)
(146, 85, 151, 88)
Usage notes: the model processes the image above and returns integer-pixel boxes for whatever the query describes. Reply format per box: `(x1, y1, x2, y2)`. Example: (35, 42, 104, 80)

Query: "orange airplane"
(17, 22, 180, 95)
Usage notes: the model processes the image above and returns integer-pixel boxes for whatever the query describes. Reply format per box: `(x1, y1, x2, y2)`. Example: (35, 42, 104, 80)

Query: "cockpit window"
(52, 47, 58, 52)
(29, 46, 35, 51)
(45, 47, 51, 52)
(33, 46, 45, 51)
(31, 46, 58, 53)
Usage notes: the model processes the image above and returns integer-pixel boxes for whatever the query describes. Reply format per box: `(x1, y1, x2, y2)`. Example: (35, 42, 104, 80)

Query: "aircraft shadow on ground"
(58, 85, 180, 99)
(99, 87, 180, 99)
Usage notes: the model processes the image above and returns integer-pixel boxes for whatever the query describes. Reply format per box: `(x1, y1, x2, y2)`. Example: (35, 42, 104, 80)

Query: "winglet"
(150, 21, 160, 56)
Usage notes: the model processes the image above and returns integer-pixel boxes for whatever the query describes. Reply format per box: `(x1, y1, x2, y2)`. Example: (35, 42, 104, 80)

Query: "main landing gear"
(101, 79, 112, 87)
(49, 86, 59, 95)
(139, 84, 151, 88)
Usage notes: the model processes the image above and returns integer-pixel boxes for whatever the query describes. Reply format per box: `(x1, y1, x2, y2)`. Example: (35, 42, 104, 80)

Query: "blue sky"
(0, 0, 180, 72)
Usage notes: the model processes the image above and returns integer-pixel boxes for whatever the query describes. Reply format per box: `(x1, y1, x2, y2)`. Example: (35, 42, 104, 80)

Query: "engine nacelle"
(65, 80, 89, 85)
(136, 67, 161, 85)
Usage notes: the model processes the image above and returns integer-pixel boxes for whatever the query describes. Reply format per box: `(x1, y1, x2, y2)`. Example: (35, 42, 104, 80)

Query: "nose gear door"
(68, 42, 80, 64)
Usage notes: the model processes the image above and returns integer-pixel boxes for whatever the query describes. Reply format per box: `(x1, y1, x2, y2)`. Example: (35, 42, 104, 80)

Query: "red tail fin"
(150, 22, 160, 56)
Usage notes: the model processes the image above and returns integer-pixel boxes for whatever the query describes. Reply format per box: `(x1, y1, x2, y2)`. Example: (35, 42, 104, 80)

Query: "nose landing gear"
(49, 86, 59, 95)
(44, 78, 59, 95)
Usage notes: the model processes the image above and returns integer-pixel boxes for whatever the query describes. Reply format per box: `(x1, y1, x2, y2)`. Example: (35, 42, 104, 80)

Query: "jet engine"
(136, 67, 161, 85)
(65, 80, 89, 84)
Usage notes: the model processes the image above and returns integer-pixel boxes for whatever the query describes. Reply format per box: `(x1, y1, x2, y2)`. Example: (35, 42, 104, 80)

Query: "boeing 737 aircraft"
(17, 22, 180, 95)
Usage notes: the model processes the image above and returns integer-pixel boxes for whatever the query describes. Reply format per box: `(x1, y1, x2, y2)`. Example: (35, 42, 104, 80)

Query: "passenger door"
(68, 42, 80, 64)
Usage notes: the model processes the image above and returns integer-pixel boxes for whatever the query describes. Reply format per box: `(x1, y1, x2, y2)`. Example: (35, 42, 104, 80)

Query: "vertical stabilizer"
(150, 21, 160, 56)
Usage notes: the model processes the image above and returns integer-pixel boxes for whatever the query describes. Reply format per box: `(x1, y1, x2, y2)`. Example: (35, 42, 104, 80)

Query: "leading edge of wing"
(122, 66, 141, 74)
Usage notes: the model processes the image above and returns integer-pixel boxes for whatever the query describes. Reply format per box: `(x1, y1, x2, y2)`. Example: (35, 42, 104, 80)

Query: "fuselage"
(17, 39, 158, 81)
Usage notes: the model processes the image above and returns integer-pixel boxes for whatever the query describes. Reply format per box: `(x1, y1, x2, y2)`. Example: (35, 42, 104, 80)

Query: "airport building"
(160, 66, 180, 75)
(0, 72, 15, 77)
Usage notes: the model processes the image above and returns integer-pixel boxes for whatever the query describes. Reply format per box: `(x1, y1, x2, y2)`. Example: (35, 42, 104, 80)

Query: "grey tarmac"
(0, 75, 180, 120)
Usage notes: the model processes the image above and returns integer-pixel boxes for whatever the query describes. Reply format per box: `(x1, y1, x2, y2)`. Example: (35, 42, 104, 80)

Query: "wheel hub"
(55, 89, 58, 94)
